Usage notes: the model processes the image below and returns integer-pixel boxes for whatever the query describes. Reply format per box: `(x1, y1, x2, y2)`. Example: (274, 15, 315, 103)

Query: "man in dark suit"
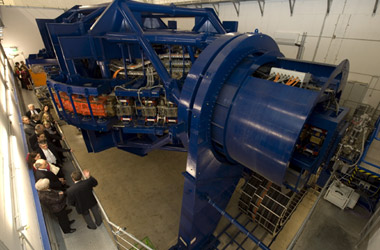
(29, 124, 45, 150)
(34, 159, 66, 190)
(30, 124, 65, 150)
(26, 104, 41, 119)
(37, 139, 72, 166)
(67, 170, 102, 229)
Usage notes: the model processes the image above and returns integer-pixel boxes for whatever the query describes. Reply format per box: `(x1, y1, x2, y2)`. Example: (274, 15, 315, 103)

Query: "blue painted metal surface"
(29, 1, 350, 249)
(225, 77, 319, 185)
(208, 198, 270, 250)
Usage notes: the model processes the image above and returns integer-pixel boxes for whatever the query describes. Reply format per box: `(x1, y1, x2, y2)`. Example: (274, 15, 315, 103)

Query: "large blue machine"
(29, 0, 349, 248)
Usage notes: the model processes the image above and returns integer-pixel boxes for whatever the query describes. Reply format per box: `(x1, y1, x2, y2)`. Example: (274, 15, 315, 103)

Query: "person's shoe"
(64, 228, 76, 234)
(96, 221, 103, 227)
(87, 225, 96, 230)
(69, 220, 75, 225)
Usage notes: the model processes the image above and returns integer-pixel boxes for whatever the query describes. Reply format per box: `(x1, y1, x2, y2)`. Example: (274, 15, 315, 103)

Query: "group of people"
(23, 103, 102, 234)
(23, 104, 70, 167)
(34, 168, 102, 234)
(14, 61, 33, 90)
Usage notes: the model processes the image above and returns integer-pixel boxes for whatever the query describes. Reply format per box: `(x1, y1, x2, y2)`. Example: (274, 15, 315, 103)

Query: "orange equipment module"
(53, 92, 115, 117)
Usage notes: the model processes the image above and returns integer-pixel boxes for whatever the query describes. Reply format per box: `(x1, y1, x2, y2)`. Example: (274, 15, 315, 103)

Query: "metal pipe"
(207, 198, 270, 250)
(141, 48, 146, 79)
(85, 95, 96, 122)
(67, 90, 79, 119)
(182, 45, 185, 77)
(169, 45, 172, 76)
(361, 160, 380, 170)
(54, 88, 69, 120)
(119, 44, 129, 79)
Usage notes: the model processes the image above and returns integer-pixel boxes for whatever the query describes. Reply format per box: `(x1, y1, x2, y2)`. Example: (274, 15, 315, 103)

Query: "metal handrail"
(0, 42, 51, 250)
(286, 172, 334, 250)
(57, 125, 153, 250)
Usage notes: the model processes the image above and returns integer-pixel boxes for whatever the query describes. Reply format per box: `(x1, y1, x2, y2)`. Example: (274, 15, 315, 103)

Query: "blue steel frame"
(29, 1, 351, 249)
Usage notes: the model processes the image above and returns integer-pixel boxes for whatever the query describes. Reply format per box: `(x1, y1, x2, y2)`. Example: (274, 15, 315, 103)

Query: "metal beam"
(258, 0, 265, 16)
(212, 3, 219, 15)
(374, 0, 379, 14)
(289, 0, 296, 16)
(232, 1, 240, 16)
(296, 32, 307, 60)
(327, 0, 333, 14)
(164, 0, 265, 16)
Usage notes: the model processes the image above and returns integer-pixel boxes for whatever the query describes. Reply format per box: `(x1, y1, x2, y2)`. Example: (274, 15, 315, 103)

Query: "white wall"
(0, 49, 45, 250)
(0, 6, 64, 63)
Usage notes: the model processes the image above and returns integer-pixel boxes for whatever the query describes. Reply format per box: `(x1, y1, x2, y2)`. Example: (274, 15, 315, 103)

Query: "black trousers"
(54, 209, 71, 233)
(82, 204, 102, 229)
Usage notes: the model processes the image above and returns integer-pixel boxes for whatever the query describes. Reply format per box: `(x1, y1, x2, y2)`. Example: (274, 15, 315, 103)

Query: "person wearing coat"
(35, 178, 76, 234)
(26, 104, 41, 119)
(39, 105, 55, 124)
(22, 116, 35, 138)
(66, 170, 103, 229)
(20, 61, 33, 90)
(36, 139, 72, 166)
(34, 159, 67, 191)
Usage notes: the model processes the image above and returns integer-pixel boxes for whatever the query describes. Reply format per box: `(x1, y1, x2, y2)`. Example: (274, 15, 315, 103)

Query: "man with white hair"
(35, 178, 76, 234)
(26, 104, 41, 119)
(34, 159, 66, 190)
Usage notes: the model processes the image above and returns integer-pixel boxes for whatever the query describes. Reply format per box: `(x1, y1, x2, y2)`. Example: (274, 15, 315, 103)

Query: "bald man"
(34, 159, 66, 190)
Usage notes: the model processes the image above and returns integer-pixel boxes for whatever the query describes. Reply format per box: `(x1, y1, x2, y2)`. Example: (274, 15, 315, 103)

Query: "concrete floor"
(292, 196, 371, 250)
(62, 124, 187, 249)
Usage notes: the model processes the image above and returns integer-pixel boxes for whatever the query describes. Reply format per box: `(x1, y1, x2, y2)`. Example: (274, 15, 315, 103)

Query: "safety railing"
(0, 43, 51, 250)
(56, 125, 154, 250)
(356, 199, 380, 248)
